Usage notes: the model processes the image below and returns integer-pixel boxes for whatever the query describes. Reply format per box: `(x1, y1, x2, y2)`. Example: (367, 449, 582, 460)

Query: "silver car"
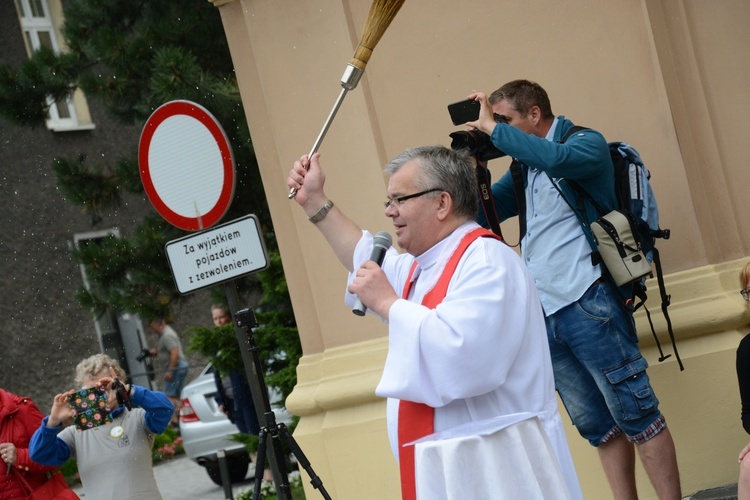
(179, 364, 294, 485)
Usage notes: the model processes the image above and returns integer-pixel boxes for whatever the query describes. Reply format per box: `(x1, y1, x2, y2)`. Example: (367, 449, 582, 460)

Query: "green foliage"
(187, 323, 245, 376)
(0, 0, 285, 323)
(51, 156, 122, 225)
(49, 153, 144, 225)
(60, 457, 80, 486)
(0, 46, 81, 126)
(71, 214, 183, 320)
(187, 249, 302, 406)
(235, 473, 306, 500)
(229, 431, 260, 455)
(254, 251, 302, 402)
(152, 428, 184, 463)
(59, 0, 235, 124)
(153, 426, 180, 448)
(1, 0, 300, 417)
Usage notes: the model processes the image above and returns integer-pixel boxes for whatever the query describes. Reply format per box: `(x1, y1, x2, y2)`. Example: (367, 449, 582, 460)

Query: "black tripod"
(233, 308, 331, 500)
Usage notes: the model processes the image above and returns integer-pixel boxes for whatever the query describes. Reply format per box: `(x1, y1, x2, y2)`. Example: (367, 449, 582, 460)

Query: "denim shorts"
(163, 358, 189, 397)
(545, 281, 666, 446)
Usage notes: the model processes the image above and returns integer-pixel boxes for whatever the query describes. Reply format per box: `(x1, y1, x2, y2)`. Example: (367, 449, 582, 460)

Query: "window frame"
(14, 0, 95, 132)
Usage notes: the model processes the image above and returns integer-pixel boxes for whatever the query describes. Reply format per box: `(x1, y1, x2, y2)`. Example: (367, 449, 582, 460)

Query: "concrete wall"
(211, 0, 750, 497)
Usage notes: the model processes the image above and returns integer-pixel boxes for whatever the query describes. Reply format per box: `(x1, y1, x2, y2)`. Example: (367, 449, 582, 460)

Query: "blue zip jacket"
(478, 116, 617, 233)
(29, 385, 173, 466)
(478, 116, 638, 300)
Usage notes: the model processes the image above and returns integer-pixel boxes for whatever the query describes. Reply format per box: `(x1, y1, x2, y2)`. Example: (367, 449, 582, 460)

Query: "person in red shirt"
(0, 388, 60, 499)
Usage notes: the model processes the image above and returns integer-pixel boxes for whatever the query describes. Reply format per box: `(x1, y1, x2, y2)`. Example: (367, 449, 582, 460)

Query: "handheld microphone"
(352, 231, 393, 316)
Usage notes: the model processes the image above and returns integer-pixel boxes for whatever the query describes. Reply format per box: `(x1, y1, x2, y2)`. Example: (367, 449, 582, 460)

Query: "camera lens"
(449, 131, 506, 162)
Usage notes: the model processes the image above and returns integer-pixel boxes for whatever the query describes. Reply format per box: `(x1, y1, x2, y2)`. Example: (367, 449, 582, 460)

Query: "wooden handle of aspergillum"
(288, 0, 406, 199)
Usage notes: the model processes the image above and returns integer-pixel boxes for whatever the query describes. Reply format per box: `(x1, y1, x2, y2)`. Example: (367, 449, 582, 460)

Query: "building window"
(14, 0, 95, 132)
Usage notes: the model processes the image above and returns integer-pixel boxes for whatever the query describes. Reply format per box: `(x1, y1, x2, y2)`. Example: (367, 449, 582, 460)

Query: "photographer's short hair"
(75, 354, 126, 386)
(489, 79, 554, 120)
(384, 145, 478, 220)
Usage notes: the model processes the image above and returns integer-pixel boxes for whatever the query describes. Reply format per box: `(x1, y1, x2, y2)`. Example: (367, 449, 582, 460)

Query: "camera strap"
(475, 160, 504, 242)
(113, 378, 132, 411)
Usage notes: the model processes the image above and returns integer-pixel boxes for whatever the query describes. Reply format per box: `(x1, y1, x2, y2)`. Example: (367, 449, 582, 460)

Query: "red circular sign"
(138, 100, 235, 231)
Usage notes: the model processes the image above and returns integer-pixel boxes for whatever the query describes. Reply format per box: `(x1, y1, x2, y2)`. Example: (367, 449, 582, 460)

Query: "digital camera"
(136, 348, 151, 362)
(449, 130, 506, 162)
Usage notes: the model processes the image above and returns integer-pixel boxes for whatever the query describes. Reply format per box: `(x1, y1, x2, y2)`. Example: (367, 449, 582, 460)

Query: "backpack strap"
(511, 125, 591, 247)
(547, 125, 603, 266)
(558, 127, 609, 216)
(509, 159, 525, 245)
(652, 247, 684, 370)
(543, 130, 637, 303)
(546, 174, 603, 268)
(562, 125, 589, 141)
(631, 283, 670, 364)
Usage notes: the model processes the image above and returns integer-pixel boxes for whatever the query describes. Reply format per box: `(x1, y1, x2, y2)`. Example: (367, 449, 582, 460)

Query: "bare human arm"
(164, 347, 180, 382)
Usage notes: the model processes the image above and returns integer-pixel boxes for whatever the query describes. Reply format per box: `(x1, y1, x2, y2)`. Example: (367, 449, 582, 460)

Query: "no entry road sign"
(139, 100, 235, 231)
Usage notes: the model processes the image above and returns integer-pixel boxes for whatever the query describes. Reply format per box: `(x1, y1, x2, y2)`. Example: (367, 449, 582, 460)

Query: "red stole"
(396, 227, 500, 499)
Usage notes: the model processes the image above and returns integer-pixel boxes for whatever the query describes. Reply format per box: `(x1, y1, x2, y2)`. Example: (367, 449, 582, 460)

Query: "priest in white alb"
(287, 145, 582, 499)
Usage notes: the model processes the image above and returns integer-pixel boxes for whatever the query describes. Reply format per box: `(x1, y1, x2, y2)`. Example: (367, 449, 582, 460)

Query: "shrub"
(152, 428, 184, 463)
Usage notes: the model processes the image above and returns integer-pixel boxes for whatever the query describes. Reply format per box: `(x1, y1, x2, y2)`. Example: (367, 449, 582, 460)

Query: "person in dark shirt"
(210, 305, 259, 435)
(736, 261, 750, 500)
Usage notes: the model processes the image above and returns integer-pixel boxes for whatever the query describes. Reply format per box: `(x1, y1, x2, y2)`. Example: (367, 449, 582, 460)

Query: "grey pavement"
(71, 454, 258, 499)
(67, 452, 740, 499)
(684, 484, 738, 500)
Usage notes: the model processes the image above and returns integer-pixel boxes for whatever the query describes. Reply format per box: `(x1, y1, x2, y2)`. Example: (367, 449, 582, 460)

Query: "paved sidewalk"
(684, 483, 738, 500)
(72, 455, 258, 499)
(69, 453, 737, 499)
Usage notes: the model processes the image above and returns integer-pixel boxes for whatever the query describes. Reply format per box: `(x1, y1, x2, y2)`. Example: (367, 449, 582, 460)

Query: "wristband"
(308, 200, 334, 224)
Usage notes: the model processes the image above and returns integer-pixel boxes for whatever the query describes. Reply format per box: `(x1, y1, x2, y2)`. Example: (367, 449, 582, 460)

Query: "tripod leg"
(264, 412, 292, 499)
(278, 423, 332, 500)
(253, 428, 268, 500)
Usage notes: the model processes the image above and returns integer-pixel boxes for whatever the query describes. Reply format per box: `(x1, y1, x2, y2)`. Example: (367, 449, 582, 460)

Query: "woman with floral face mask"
(29, 354, 173, 499)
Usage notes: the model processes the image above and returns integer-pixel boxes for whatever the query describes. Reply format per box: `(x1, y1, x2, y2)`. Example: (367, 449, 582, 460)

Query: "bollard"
(217, 449, 234, 500)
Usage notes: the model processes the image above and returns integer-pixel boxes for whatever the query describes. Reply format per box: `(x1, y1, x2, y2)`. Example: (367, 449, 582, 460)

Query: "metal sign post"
(139, 100, 321, 497)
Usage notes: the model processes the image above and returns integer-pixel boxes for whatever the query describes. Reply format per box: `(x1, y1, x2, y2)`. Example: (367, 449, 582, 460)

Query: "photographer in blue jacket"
(466, 79, 681, 499)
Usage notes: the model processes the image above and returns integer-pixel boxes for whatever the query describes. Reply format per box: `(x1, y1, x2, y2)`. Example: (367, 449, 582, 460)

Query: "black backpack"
(598, 137, 682, 371)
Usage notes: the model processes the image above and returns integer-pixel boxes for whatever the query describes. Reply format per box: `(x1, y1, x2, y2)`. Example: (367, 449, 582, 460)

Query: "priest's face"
(385, 160, 442, 256)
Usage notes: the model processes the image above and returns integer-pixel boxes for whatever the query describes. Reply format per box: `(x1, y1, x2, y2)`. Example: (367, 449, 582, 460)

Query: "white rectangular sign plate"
(165, 214, 268, 294)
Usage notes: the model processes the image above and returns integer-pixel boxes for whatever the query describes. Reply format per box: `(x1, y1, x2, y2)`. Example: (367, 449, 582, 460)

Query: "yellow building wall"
(210, 0, 750, 497)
